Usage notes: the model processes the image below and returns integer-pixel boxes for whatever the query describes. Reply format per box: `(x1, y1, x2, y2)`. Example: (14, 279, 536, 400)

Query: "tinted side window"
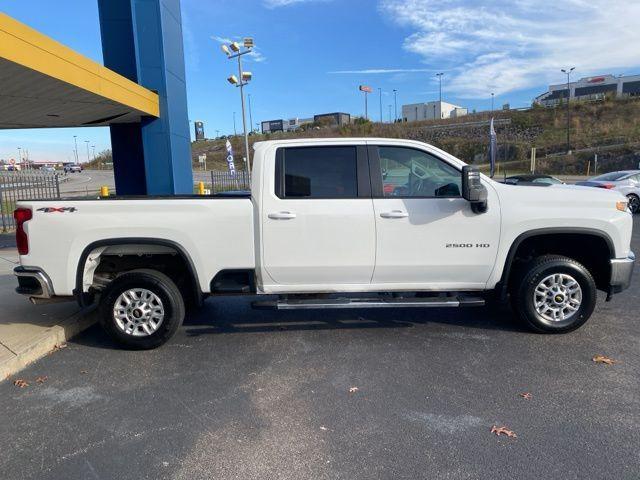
(378, 147, 461, 197)
(279, 147, 358, 198)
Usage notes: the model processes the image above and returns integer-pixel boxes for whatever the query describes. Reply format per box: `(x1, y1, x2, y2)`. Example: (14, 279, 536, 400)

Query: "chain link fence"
(0, 171, 60, 232)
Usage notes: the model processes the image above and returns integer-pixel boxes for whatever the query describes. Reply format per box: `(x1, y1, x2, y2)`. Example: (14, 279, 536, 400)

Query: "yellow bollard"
(198, 181, 205, 195)
(100, 185, 109, 197)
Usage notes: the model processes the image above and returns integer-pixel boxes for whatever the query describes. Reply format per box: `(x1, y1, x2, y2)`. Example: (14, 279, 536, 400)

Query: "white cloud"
(263, 0, 329, 8)
(328, 68, 436, 74)
(380, 0, 640, 98)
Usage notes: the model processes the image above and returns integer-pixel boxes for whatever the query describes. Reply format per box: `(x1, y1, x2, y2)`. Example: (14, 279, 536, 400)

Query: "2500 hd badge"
(446, 243, 491, 248)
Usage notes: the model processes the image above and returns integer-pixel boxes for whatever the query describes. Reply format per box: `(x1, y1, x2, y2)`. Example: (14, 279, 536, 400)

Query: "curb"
(1, 310, 96, 381)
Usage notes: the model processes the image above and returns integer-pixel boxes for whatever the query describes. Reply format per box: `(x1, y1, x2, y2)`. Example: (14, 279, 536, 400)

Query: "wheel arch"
(74, 237, 202, 308)
(497, 227, 615, 300)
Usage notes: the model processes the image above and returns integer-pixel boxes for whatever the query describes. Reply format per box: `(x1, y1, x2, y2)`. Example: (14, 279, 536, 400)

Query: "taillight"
(14, 208, 32, 255)
(597, 183, 616, 189)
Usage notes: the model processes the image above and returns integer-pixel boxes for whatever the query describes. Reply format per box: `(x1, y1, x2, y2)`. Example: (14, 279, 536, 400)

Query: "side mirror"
(461, 166, 488, 214)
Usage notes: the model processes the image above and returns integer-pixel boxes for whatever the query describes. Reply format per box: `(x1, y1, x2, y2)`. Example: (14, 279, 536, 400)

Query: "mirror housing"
(461, 166, 488, 214)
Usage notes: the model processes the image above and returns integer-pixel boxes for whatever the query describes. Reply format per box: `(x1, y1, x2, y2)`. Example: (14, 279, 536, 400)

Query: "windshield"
(591, 172, 628, 181)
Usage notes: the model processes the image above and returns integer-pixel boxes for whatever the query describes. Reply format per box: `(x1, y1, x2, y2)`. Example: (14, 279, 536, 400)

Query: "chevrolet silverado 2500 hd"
(13, 138, 635, 348)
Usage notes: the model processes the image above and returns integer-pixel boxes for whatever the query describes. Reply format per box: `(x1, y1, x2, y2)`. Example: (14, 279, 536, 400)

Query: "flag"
(489, 117, 497, 178)
(225, 140, 236, 176)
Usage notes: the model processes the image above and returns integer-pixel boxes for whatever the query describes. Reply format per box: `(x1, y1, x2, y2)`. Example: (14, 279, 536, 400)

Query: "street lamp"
(73, 135, 78, 164)
(222, 37, 255, 177)
(248, 93, 254, 132)
(393, 89, 398, 123)
(436, 72, 444, 103)
(85, 140, 90, 163)
(561, 67, 575, 153)
(378, 88, 383, 123)
(491, 92, 495, 112)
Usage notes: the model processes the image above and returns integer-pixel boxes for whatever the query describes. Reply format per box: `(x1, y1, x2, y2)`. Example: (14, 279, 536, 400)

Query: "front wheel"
(99, 269, 185, 349)
(512, 255, 596, 333)
(626, 194, 640, 214)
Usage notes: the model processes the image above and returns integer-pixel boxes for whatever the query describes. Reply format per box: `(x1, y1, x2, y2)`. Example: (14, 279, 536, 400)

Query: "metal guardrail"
(209, 170, 250, 193)
(0, 171, 60, 232)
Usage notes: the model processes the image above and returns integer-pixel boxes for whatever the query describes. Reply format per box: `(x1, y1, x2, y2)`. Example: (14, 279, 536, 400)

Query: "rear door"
(260, 143, 375, 289)
(369, 143, 501, 289)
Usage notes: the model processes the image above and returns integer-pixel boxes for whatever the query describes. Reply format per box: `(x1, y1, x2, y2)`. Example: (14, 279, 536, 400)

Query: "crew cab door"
(369, 143, 500, 289)
(260, 143, 375, 289)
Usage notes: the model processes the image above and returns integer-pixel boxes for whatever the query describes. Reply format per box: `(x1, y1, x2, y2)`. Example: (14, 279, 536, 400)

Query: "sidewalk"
(0, 247, 96, 379)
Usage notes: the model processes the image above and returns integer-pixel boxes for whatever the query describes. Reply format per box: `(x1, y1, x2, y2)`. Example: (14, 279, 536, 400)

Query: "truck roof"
(252, 137, 433, 150)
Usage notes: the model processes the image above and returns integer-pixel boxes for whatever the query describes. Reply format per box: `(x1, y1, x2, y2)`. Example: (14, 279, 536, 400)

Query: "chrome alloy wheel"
(113, 288, 165, 336)
(533, 273, 582, 323)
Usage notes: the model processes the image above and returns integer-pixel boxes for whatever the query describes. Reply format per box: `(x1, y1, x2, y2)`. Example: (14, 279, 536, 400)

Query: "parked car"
(63, 164, 82, 173)
(13, 138, 634, 349)
(576, 170, 640, 213)
(504, 174, 564, 185)
(42, 166, 56, 172)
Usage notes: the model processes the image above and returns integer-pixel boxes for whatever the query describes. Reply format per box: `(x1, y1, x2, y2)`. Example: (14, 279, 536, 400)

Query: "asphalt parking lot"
(1, 219, 638, 480)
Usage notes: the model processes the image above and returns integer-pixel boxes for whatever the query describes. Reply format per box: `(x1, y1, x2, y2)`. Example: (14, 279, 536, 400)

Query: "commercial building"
(402, 101, 467, 122)
(535, 74, 640, 106)
(261, 112, 350, 133)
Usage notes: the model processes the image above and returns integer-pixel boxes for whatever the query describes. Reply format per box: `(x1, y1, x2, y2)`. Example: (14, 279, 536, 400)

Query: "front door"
(260, 144, 375, 289)
(369, 144, 500, 290)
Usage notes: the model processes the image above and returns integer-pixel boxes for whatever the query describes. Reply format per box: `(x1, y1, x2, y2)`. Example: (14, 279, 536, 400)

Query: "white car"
(13, 138, 635, 349)
(576, 170, 640, 213)
(63, 164, 82, 173)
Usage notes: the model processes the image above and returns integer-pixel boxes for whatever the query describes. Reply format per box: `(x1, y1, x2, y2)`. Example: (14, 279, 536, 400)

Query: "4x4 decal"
(37, 207, 77, 213)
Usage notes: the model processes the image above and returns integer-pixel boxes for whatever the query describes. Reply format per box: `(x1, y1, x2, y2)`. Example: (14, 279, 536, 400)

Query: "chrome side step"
(252, 296, 485, 310)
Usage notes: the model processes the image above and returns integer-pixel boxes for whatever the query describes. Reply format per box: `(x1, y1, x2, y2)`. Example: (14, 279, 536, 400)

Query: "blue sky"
(1, 0, 639, 163)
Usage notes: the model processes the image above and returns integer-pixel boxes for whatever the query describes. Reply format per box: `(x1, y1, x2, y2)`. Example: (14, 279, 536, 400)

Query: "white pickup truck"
(13, 138, 635, 348)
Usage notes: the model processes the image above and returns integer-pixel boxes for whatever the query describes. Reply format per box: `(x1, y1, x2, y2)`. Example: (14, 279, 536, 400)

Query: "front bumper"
(14, 266, 54, 299)
(609, 252, 635, 294)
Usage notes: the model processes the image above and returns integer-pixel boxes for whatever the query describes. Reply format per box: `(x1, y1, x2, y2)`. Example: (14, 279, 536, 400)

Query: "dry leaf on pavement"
(13, 379, 29, 388)
(349, 387, 359, 394)
(592, 354, 618, 365)
(491, 425, 517, 438)
(519, 392, 532, 400)
(35, 376, 48, 384)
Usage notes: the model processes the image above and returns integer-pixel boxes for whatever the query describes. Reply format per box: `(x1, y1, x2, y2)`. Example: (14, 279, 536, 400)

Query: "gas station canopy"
(0, 13, 159, 129)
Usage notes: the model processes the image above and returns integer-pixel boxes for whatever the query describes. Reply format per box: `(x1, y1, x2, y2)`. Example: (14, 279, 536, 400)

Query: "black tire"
(627, 194, 640, 214)
(511, 255, 596, 333)
(99, 269, 185, 349)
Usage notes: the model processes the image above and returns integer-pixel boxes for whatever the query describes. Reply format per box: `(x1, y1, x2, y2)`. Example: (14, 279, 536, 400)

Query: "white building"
(535, 74, 640, 106)
(402, 101, 468, 122)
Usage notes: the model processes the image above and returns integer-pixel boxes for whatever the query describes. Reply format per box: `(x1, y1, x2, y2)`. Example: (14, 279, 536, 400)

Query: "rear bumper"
(609, 252, 635, 294)
(14, 266, 54, 299)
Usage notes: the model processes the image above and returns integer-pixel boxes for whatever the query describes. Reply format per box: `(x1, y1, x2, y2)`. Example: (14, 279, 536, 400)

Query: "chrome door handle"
(380, 210, 408, 219)
(268, 211, 297, 220)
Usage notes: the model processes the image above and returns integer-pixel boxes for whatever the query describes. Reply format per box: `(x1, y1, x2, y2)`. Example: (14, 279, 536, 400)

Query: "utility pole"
(378, 88, 383, 123)
(436, 72, 444, 103)
(248, 93, 254, 133)
(561, 67, 575, 153)
(73, 135, 79, 164)
(393, 89, 398, 123)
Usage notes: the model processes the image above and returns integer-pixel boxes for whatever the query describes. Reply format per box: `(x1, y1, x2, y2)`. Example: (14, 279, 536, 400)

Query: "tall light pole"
(436, 72, 444, 103)
(73, 135, 79, 164)
(233, 112, 237, 136)
(393, 89, 398, 123)
(84, 140, 90, 162)
(17, 147, 21, 165)
(491, 92, 495, 112)
(222, 38, 254, 177)
(388, 104, 392, 123)
(378, 88, 383, 123)
(248, 93, 254, 133)
(561, 67, 575, 153)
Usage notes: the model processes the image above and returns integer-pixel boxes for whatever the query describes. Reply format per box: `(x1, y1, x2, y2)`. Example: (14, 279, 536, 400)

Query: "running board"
(252, 296, 485, 310)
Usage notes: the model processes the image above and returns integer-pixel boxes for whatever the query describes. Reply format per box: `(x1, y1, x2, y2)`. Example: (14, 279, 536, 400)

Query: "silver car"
(576, 170, 640, 213)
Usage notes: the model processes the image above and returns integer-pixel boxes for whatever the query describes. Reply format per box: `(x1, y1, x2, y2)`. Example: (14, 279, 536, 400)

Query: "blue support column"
(98, 0, 193, 195)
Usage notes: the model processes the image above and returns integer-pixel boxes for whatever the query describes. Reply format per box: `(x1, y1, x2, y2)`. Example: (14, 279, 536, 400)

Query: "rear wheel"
(511, 255, 596, 333)
(99, 269, 185, 349)
(626, 194, 639, 214)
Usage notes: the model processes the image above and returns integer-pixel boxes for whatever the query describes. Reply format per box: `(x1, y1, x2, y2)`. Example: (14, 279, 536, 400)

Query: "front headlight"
(616, 201, 629, 212)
